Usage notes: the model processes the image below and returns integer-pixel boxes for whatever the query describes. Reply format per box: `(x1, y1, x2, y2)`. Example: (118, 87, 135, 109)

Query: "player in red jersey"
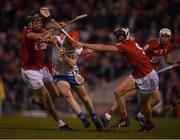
(21, 13, 72, 131)
(74, 27, 159, 132)
(101, 28, 178, 128)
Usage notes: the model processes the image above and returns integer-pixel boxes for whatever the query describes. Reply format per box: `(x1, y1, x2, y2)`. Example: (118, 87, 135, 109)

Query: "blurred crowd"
(0, 0, 180, 116)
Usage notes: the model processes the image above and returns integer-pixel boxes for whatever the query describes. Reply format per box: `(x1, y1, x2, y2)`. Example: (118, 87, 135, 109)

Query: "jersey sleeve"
(144, 41, 153, 54)
(115, 43, 124, 52)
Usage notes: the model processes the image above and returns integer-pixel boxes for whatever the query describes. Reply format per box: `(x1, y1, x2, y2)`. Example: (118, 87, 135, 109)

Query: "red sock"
(107, 109, 113, 116)
(120, 112, 127, 119)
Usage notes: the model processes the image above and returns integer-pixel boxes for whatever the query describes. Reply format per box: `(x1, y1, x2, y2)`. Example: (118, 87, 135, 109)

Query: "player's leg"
(101, 102, 117, 128)
(34, 86, 72, 131)
(56, 80, 90, 128)
(44, 81, 59, 101)
(135, 89, 161, 126)
(73, 84, 103, 131)
(139, 92, 154, 132)
(29, 67, 60, 109)
(21, 69, 72, 131)
(163, 98, 180, 114)
(111, 76, 137, 130)
(151, 90, 161, 108)
(135, 70, 159, 132)
(30, 80, 60, 110)
(101, 89, 137, 128)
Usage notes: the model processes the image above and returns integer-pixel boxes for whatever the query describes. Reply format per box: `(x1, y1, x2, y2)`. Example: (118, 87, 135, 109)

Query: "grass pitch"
(0, 116, 179, 139)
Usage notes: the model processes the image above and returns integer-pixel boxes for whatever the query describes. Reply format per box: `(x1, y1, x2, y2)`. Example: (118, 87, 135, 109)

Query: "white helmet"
(113, 27, 130, 41)
(159, 28, 171, 36)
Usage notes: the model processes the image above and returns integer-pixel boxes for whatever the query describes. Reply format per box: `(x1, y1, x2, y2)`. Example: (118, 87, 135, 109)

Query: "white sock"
(57, 120, 66, 127)
(35, 96, 42, 104)
(137, 111, 144, 118)
(105, 113, 111, 120)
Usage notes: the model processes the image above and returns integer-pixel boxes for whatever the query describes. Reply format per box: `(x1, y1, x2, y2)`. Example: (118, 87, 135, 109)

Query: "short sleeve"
(115, 43, 124, 52)
(144, 41, 153, 54)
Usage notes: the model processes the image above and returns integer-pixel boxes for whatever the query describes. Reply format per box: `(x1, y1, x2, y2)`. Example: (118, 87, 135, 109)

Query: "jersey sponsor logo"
(35, 42, 47, 51)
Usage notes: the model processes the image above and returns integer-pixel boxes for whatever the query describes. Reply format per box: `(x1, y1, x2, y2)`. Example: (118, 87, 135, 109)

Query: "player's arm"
(143, 44, 151, 53)
(27, 28, 56, 42)
(62, 54, 78, 68)
(165, 53, 177, 66)
(41, 28, 57, 40)
(76, 41, 119, 52)
(81, 49, 95, 56)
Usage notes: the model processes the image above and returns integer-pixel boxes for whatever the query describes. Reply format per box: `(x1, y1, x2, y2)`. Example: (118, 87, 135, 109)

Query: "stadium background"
(0, 0, 180, 118)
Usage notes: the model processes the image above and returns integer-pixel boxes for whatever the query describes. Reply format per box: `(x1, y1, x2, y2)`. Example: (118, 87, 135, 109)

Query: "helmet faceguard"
(113, 27, 130, 42)
(159, 28, 171, 45)
(27, 13, 42, 32)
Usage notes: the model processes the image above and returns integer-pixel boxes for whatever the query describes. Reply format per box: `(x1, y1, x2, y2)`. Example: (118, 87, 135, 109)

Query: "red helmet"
(68, 30, 79, 41)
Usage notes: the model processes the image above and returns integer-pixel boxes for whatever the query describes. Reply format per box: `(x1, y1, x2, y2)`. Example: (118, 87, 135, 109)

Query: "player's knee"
(113, 88, 124, 97)
(82, 96, 90, 103)
(63, 91, 73, 99)
(155, 95, 161, 104)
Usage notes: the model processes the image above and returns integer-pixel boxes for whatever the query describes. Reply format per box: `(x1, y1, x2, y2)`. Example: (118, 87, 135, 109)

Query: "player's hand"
(172, 63, 178, 68)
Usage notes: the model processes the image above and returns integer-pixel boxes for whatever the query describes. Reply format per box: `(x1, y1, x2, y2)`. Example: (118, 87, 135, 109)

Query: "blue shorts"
(53, 75, 79, 87)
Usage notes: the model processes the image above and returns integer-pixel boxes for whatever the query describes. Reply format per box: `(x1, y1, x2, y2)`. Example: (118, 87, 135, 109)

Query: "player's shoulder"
(21, 26, 29, 38)
(147, 38, 158, 44)
(166, 42, 173, 49)
(121, 37, 135, 44)
(146, 38, 158, 49)
(22, 26, 28, 33)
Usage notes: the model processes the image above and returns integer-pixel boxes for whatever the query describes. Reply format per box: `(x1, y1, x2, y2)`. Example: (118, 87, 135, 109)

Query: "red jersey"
(145, 38, 172, 68)
(116, 38, 154, 79)
(21, 26, 48, 70)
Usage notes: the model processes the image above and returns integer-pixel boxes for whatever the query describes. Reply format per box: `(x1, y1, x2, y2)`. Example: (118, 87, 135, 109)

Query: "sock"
(137, 111, 144, 118)
(34, 96, 42, 104)
(57, 120, 66, 127)
(120, 112, 127, 120)
(105, 112, 111, 120)
(107, 109, 113, 116)
(90, 113, 98, 122)
(77, 112, 88, 124)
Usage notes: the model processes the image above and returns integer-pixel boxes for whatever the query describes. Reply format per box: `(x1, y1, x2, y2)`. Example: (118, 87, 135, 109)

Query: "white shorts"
(21, 66, 53, 90)
(131, 69, 159, 94)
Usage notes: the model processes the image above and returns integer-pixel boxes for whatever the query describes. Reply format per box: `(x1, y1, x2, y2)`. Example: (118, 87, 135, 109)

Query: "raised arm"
(143, 44, 151, 53)
(76, 42, 118, 52)
(27, 28, 57, 42)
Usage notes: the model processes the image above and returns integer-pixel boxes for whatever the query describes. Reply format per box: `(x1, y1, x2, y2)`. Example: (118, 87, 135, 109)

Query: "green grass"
(0, 116, 180, 139)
